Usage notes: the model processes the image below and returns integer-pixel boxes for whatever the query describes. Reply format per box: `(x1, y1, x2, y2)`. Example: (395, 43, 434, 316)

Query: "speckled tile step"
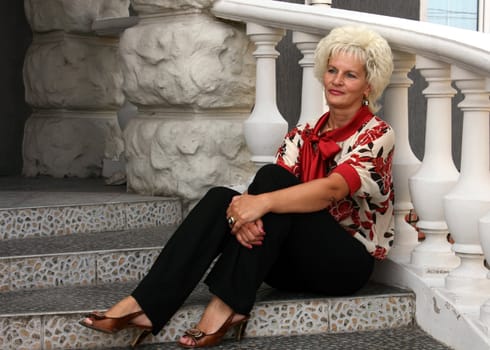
(0, 226, 178, 292)
(0, 177, 419, 349)
(0, 185, 182, 240)
(116, 325, 453, 350)
(0, 281, 415, 350)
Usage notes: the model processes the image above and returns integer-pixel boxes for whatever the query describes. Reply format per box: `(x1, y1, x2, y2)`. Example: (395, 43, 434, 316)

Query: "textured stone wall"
(24, 34, 124, 110)
(21, 0, 257, 204)
(120, 16, 254, 110)
(22, 0, 130, 178)
(120, 2, 257, 206)
(125, 118, 254, 201)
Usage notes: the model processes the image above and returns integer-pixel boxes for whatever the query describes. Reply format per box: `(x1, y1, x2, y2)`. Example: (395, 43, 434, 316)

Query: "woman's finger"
(235, 222, 260, 238)
(235, 231, 252, 249)
(234, 222, 266, 248)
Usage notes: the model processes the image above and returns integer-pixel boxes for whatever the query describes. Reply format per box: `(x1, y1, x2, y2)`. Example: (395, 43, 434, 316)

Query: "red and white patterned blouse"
(275, 107, 395, 259)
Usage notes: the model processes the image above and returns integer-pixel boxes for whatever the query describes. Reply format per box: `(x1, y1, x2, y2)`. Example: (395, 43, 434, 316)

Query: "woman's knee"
(203, 186, 239, 203)
(248, 164, 299, 194)
(255, 164, 288, 179)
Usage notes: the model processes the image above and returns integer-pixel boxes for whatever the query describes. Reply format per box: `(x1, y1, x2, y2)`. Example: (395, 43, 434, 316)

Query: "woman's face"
(323, 52, 371, 111)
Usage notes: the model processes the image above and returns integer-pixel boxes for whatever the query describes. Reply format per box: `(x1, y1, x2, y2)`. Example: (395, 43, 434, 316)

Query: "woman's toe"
(81, 317, 93, 326)
(179, 335, 193, 346)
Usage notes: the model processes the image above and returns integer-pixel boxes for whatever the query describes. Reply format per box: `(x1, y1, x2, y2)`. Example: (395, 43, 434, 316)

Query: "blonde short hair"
(314, 25, 393, 113)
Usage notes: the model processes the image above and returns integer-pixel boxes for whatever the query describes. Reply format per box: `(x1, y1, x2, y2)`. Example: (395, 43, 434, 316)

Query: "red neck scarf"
(300, 106, 373, 183)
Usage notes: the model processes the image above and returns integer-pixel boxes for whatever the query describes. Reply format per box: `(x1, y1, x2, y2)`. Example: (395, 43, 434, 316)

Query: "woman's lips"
(328, 89, 344, 95)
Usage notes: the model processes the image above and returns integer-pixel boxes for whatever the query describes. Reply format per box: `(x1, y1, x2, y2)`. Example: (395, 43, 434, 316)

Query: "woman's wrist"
(257, 193, 273, 214)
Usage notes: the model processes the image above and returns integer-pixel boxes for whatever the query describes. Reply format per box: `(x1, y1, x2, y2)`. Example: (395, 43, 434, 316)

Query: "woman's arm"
(262, 172, 349, 213)
(227, 172, 349, 234)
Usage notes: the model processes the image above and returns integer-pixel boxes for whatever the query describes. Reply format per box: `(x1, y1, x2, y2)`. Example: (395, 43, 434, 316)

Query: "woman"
(80, 25, 395, 348)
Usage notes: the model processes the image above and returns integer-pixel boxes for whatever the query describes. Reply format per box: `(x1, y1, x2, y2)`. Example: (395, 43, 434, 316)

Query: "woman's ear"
(364, 83, 372, 97)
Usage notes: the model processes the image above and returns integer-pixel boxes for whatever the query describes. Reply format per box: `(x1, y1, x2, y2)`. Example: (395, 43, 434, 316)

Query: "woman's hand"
(226, 193, 269, 248)
(233, 219, 266, 249)
(226, 193, 269, 234)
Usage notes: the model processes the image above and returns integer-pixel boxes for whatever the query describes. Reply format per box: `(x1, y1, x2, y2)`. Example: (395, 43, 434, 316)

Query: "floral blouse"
(274, 111, 395, 259)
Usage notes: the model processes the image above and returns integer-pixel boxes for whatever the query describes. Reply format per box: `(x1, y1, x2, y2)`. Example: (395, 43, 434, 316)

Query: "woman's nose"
(332, 74, 343, 85)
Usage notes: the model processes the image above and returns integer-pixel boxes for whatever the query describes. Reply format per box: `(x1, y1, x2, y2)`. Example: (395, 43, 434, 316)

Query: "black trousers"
(132, 164, 374, 334)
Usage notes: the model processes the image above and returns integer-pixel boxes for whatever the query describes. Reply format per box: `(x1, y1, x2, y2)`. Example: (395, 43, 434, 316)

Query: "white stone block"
(119, 13, 255, 110)
(124, 116, 255, 207)
(23, 111, 123, 178)
(24, 33, 125, 109)
(24, 0, 130, 33)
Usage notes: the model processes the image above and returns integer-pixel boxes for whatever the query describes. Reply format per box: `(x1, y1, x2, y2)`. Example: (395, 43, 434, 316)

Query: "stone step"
(0, 176, 183, 292)
(104, 325, 453, 350)
(0, 177, 432, 350)
(0, 280, 415, 350)
(0, 226, 177, 292)
(0, 177, 182, 240)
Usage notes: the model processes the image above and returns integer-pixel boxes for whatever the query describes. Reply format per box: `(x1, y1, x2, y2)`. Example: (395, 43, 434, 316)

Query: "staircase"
(0, 177, 451, 349)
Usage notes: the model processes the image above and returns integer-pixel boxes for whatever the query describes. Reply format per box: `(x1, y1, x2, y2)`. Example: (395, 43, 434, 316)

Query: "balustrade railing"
(211, 0, 490, 348)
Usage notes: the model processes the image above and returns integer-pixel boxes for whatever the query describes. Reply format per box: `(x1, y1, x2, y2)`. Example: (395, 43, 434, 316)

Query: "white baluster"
(409, 57, 460, 281)
(245, 23, 288, 164)
(292, 31, 325, 125)
(478, 211, 490, 335)
(444, 68, 490, 303)
(383, 51, 421, 263)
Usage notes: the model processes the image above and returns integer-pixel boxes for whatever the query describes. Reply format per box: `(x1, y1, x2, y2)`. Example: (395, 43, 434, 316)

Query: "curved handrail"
(212, 0, 490, 76)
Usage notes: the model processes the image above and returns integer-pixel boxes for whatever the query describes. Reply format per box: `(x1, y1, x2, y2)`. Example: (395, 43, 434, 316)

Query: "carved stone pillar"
(444, 67, 490, 307)
(121, 1, 256, 207)
(382, 51, 420, 263)
(409, 57, 460, 281)
(22, 0, 129, 178)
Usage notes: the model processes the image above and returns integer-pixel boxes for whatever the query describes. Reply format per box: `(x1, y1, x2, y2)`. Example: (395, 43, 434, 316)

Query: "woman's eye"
(346, 72, 357, 79)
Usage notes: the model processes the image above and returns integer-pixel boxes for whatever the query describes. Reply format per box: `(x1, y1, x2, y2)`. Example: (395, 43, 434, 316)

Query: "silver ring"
(227, 216, 235, 227)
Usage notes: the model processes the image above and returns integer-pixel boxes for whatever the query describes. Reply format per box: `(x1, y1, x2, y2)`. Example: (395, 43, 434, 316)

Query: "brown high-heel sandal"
(79, 310, 152, 335)
(178, 313, 250, 348)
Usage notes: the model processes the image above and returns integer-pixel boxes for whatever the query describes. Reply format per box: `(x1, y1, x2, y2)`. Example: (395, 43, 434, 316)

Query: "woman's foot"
(178, 296, 248, 348)
(81, 296, 152, 331)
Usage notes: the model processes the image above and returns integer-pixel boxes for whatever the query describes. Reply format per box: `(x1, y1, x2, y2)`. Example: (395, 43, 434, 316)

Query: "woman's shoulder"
(371, 115, 393, 130)
(287, 117, 321, 138)
(365, 115, 395, 138)
(349, 115, 394, 150)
